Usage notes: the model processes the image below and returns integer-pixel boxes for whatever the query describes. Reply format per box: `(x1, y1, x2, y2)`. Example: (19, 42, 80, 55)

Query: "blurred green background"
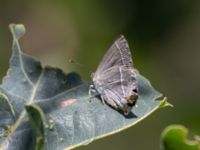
(0, 0, 200, 150)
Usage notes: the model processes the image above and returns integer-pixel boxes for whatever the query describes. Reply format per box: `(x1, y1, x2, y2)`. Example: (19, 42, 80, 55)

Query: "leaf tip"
(9, 24, 26, 39)
(159, 97, 173, 108)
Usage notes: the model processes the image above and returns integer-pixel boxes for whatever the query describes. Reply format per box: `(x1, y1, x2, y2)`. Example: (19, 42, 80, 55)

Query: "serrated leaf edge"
(0, 24, 45, 149)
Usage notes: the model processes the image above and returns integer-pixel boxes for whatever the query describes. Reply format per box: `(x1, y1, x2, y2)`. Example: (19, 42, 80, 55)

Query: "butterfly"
(89, 35, 138, 115)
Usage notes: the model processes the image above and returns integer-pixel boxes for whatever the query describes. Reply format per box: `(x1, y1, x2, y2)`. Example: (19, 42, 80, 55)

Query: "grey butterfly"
(89, 35, 138, 115)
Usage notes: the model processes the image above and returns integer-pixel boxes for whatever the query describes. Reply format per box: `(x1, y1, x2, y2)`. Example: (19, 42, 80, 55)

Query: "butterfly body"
(90, 35, 138, 115)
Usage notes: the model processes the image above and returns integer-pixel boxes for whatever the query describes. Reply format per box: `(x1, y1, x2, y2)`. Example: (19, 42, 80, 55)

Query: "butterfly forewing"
(93, 35, 133, 79)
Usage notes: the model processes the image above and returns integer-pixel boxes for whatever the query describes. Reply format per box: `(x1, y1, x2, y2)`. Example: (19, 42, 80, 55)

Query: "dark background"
(0, 0, 200, 150)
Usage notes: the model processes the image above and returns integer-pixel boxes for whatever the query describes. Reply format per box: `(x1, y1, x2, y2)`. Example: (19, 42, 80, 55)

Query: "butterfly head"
(122, 89, 138, 115)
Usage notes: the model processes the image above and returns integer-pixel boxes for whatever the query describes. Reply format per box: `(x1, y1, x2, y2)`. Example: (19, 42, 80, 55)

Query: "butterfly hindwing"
(93, 66, 137, 108)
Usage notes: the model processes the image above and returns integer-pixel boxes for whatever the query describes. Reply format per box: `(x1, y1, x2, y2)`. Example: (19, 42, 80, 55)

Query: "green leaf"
(25, 104, 45, 150)
(161, 125, 200, 150)
(0, 24, 168, 150)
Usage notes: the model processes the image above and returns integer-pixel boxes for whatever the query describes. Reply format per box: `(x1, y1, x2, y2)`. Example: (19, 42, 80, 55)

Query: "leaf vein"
(14, 39, 34, 87)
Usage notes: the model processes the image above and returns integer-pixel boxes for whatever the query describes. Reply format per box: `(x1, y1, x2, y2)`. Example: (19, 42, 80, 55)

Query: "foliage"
(161, 125, 200, 150)
(0, 24, 168, 150)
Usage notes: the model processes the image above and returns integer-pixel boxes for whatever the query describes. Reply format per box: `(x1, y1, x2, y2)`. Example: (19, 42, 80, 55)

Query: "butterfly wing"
(93, 35, 133, 78)
(92, 35, 138, 114)
(93, 66, 138, 111)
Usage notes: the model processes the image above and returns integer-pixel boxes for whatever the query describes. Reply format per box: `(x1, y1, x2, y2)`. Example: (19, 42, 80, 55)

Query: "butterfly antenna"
(67, 59, 82, 66)
(67, 58, 94, 75)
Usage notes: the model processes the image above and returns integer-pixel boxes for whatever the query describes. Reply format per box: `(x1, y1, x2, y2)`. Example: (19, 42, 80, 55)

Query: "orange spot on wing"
(60, 99, 77, 108)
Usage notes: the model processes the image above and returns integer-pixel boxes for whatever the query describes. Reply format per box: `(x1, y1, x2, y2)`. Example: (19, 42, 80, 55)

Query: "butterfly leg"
(89, 84, 105, 104)
(89, 85, 92, 97)
(89, 84, 97, 97)
(100, 95, 105, 105)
